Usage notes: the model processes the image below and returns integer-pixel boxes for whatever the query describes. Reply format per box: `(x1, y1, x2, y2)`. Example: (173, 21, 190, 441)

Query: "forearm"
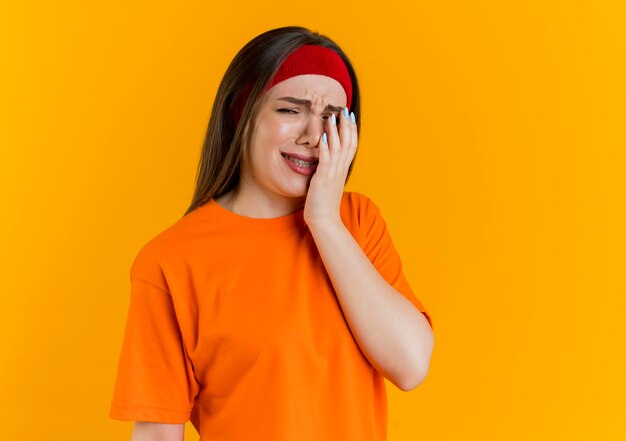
(130, 422, 184, 441)
(309, 221, 434, 390)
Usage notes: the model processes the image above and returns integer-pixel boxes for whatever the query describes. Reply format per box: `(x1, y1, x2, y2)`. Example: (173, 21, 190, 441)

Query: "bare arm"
(130, 422, 184, 441)
(308, 221, 434, 391)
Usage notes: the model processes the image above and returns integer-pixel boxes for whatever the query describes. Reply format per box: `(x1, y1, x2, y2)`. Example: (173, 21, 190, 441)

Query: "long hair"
(183, 26, 361, 217)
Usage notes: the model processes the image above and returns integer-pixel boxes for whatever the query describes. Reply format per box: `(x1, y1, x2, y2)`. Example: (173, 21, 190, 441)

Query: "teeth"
(283, 154, 317, 167)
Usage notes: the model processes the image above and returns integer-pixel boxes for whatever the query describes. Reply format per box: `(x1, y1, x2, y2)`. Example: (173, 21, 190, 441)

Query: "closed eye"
(278, 109, 338, 120)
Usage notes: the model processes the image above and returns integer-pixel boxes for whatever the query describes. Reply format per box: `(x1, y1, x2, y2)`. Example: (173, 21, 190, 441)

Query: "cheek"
(248, 128, 288, 169)
(268, 119, 293, 139)
(255, 119, 296, 150)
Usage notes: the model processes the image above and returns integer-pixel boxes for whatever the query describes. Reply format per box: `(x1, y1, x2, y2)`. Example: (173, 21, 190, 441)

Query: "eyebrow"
(276, 96, 345, 113)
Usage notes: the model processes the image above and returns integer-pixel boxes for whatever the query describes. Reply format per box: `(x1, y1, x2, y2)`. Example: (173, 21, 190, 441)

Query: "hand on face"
(303, 106, 357, 228)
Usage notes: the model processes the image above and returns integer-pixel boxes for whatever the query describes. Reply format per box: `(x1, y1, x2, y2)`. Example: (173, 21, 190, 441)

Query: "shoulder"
(128, 210, 201, 288)
(339, 191, 385, 241)
(342, 191, 382, 223)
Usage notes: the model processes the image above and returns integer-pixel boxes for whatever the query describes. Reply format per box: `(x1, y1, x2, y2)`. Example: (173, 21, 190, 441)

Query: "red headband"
(232, 44, 353, 127)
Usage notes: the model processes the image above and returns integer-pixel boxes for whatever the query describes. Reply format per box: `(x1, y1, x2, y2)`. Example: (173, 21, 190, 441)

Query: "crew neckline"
(202, 198, 308, 233)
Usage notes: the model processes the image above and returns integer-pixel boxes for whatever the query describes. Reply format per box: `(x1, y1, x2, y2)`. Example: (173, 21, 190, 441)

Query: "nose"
(297, 114, 327, 147)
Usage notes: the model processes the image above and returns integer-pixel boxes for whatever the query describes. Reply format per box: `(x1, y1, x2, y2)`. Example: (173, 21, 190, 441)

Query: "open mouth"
(281, 152, 318, 167)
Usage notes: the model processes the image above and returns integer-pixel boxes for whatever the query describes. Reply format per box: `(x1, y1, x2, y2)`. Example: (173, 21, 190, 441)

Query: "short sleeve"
(109, 255, 200, 423)
(359, 194, 434, 331)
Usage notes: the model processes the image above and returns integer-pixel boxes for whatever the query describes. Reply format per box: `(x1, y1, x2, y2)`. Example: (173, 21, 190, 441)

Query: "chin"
(277, 182, 309, 198)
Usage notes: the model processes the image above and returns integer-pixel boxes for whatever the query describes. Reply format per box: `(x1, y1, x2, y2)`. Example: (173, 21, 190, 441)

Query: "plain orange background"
(1, 1, 625, 440)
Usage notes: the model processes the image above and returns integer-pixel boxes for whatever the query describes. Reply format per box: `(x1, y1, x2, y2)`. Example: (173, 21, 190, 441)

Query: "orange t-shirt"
(109, 190, 433, 440)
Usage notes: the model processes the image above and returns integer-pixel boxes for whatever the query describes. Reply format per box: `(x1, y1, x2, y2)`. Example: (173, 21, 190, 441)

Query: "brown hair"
(183, 26, 361, 217)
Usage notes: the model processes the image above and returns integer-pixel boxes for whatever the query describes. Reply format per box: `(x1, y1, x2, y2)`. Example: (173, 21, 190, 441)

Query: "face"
(240, 74, 348, 202)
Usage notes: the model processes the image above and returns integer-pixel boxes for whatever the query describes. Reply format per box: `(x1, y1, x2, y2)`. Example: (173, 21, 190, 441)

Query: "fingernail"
(350, 112, 356, 124)
(344, 107, 349, 118)
(322, 132, 327, 144)
(331, 114, 336, 125)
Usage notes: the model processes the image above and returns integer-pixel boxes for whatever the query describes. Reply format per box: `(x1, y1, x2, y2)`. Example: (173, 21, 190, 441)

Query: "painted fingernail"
(322, 132, 327, 144)
(331, 114, 336, 125)
(344, 107, 349, 118)
(350, 111, 356, 124)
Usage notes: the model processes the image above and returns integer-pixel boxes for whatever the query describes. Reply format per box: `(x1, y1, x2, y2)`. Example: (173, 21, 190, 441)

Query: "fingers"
(325, 114, 341, 176)
(338, 107, 353, 165)
(319, 126, 330, 166)
(325, 107, 357, 174)
(346, 109, 358, 168)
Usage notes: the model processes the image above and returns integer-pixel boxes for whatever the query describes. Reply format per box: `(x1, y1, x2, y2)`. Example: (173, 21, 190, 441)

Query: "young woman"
(109, 26, 434, 441)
